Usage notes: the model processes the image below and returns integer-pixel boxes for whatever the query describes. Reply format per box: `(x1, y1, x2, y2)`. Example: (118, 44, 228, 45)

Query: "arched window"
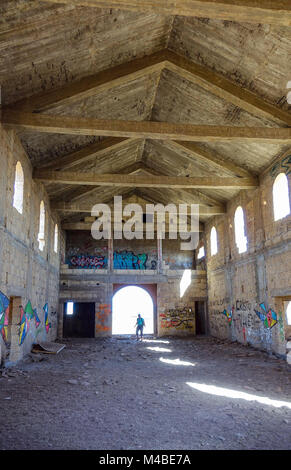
(273, 173, 290, 221)
(38, 201, 45, 251)
(210, 226, 218, 256)
(234, 206, 247, 254)
(197, 246, 205, 259)
(54, 224, 58, 253)
(12, 161, 24, 214)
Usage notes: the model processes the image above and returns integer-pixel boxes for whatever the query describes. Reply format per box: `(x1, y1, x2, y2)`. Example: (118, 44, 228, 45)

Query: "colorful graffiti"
(67, 250, 158, 270)
(0, 291, 10, 344)
(270, 154, 291, 178)
(160, 307, 194, 330)
(222, 307, 233, 325)
(254, 303, 278, 329)
(96, 304, 111, 333)
(68, 254, 107, 269)
(19, 306, 29, 345)
(44, 303, 51, 333)
(114, 251, 148, 270)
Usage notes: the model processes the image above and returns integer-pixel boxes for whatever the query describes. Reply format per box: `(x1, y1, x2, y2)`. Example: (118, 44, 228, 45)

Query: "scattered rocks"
(67, 379, 78, 385)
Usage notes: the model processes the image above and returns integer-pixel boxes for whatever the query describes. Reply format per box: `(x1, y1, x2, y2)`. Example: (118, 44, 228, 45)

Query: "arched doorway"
(112, 286, 154, 335)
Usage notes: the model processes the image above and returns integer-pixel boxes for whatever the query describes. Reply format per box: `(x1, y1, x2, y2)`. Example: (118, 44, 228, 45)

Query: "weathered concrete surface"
(0, 337, 290, 450)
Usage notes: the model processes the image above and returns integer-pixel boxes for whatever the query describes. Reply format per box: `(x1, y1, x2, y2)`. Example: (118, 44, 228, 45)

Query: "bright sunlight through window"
(197, 246, 205, 259)
(54, 224, 58, 253)
(210, 227, 218, 256)
(66, 302, 74, 315)
(273, 173, 290, 221)
(180, 269, 191, 298)
(38, 201, 45, 251)
(234, 206, 247, 254)
(13, 161, 24, 214)
(112, 286, 154, 335)
(187, 383, 291, 409)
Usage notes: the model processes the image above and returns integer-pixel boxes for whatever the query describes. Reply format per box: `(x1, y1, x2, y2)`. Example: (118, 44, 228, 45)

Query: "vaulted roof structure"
(1, 0, 291, 226)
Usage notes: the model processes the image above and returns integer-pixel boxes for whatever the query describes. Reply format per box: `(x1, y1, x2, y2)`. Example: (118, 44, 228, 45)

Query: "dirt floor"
(0, 335, 290, 450)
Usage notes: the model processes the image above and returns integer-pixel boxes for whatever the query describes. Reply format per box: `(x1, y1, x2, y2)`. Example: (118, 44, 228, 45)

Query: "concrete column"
(157, 237, 163, 274)
(8, 296, 22, 363)
(57, 302, 64, 339)
(108, 237, 113, 272)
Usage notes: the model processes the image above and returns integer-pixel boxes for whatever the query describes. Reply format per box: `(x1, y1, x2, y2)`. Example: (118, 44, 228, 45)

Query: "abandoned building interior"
(0, 0, 291, 451)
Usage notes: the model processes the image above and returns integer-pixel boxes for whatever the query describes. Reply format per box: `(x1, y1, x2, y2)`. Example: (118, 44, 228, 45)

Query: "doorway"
(112, 285, 154, 335)
(195, 301, 207, 335)
(63, 302, 95, 338)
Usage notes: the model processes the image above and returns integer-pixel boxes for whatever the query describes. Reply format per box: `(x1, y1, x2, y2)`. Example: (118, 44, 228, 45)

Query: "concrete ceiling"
(1, 0, 290, 224)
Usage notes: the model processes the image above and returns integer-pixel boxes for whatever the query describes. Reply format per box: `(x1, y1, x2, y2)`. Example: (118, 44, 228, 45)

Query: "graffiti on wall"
(67, 251, 157, 270)
(69, 255, 107, 269)
(270, 154, 291, 178)
(44, 303, 51, 333)
(0, 291, 10, 344)
(254, 303, 278, 329)
(160, 307, 194, 330)
(114, 251, 148, 270)
(19, 306, 29, 345)
(96, 304, 111, 333)
(222, 307, 234, 325)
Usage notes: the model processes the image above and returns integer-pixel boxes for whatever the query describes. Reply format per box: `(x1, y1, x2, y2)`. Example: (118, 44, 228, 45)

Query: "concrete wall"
(205, 166, 291, 356)
(59, 265, 207, 338)
(0, 124, 61, 364)
(158, 270, 207, 336)
(65, 232, 194, 271)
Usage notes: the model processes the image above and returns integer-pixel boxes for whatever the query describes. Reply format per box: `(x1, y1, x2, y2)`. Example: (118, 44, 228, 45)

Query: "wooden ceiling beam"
(4, 51, 166, 113)
(136, 163, 226, 209)
(4, 49, 290, 127)
(164, 140, 252, 177)
(37, 137, 134, 170)
(3, 111, 291, 143)
(34, 169, 258, 188)
(163, 51, 291, 127)
(3, 49, 290, 127)
(45, 1, 291, 27)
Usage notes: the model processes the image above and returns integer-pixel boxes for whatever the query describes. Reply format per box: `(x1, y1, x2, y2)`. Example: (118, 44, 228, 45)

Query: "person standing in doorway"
(135, 314, 145, 341)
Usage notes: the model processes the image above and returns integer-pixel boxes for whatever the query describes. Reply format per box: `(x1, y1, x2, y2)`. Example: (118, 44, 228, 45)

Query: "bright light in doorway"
(187, 382, 291, 409)
(112, 286, 154, 335)
(66, 302, 74, 315)
(286, 301, 291, 326)
(180, 269, 191, 298)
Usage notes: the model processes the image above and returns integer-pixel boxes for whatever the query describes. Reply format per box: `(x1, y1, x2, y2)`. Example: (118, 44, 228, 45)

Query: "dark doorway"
(63, 302, 95, 338)
(195, 301, 207, 335)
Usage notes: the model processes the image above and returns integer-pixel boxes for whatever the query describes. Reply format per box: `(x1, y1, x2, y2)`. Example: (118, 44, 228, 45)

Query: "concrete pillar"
(57, 302, 64, 339)
(157, 237, 163, 274)
(8, 296, 22, 363)
(108, 237, 113, 272)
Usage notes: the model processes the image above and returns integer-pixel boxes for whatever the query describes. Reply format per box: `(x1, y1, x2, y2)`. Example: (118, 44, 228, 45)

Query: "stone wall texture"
(205, 169, 291, 356)
(0, 124, 61, 363)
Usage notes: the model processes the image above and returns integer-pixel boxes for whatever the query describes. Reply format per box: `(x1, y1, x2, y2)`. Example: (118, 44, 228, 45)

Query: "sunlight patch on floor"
(186, 382, 291, 409)
(160, 357, 196, 366)
(142, 339, 170, 344)
(147, 346, 172, 352)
